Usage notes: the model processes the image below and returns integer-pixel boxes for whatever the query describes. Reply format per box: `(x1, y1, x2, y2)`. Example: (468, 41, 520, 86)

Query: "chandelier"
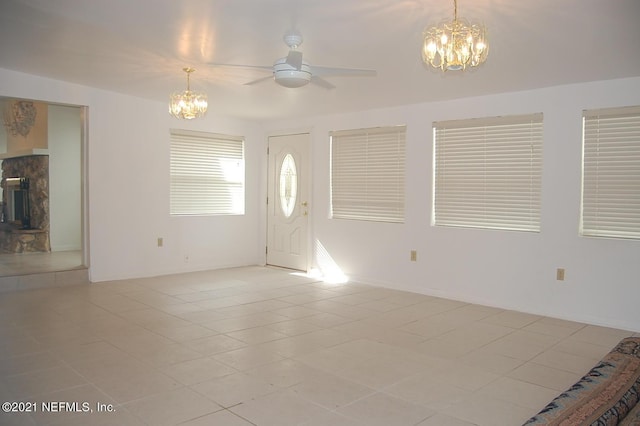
(422, 0, 488, 71)
(169, 67, 208, 119)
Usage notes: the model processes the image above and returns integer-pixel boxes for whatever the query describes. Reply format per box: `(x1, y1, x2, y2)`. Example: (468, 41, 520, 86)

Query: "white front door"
(266, 133, 310, 271)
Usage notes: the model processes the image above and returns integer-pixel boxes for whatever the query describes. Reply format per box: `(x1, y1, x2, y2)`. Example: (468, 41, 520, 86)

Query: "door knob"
(301, 201, 308, 207)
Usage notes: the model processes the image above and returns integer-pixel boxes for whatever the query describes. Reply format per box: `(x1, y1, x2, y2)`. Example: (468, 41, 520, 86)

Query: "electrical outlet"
(157, 237, 163, 247)
(556, 268, 565, 281)
(410, 250, 417, 262)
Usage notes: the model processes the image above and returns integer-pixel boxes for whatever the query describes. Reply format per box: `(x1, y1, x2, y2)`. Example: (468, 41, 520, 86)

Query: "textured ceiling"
(1, 0, 639, 122)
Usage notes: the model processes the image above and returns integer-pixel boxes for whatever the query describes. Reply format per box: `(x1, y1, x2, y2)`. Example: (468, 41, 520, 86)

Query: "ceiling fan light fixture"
(273, 59, 312, 88)
(422, 0, 488, 72)
(169, 67, 208, 120)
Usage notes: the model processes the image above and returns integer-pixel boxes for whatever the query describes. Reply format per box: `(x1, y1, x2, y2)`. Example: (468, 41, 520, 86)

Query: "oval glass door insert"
(279, 154, 298, 218)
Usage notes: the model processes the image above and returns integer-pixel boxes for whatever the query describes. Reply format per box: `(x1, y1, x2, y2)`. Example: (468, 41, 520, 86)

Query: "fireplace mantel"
(0, 149, 49, 160)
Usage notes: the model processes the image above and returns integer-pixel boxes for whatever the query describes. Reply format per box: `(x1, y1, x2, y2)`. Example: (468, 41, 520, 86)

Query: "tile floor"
(0, 251, 84, 277)
(0, 266, 636, 425)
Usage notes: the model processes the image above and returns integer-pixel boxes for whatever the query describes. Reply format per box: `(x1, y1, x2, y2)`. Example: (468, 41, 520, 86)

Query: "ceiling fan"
(212, 30, 377, 89)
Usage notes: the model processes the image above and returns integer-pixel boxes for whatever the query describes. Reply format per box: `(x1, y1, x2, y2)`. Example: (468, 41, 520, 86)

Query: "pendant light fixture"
(169, 67, 208, 119)
(422, 0, 489, 71)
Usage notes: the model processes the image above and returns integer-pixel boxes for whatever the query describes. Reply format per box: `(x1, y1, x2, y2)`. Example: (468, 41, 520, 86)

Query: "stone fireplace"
(1, 100, 51, 253)
(1, 155, 51, 253)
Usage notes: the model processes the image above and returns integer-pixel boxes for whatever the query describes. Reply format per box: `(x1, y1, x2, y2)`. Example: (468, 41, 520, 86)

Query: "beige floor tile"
(300, 410, 367, 425)
(293, 347, 363, 372)
(212, 345, 285, 370)
(267, 319, 323, 336)
(459, 348, 525, 375)
(529, 348, 600, 375)
(148, 323, 219, 343)
(0, 351, 61, 377)
(507, 362, 583, 392)
(91, 370, 182, 404)
(480, 330, 559, 361)
(428, 363, 500, 392)
(161, 356, 237, 385)
(481, 309, 541, 328)
(269, 305, 321, 320)
(289, 372, 375, 409)
(190, 371, 277, 407)
(203, 312, 289, 333)
(335, 356, 427, 389)
(568, 324, 634, 347)
(124, 387, 222, 426)
(180, 409, 255, 426)
(552, 337, 618, 361)
(478, 376, 561, 410)
(336, 392, 434, 426)
(368, 327, 428, 349)
(384, 373, 472, 411)
(523, 317, 585, 338)
(442, 393, 535, 426)
(416, 413, 479, 426)
(300, 312, 353, 327)
(229, 389, 332, 426)
(225, 325, 289, 344)
(4, 365, 87, 399)
(245, 358, 325, 388)
(184, 334, 247, 356)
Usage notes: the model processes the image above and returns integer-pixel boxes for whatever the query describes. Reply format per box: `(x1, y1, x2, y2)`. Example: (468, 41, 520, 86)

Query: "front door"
(266, 133, 310, 271)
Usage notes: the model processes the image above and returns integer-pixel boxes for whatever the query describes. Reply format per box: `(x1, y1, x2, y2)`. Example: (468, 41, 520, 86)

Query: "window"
(170, 129, 245, 215)
(433, 113, 543, 232)
(330, 126, 406, 223)
(581, 106, 640, 239)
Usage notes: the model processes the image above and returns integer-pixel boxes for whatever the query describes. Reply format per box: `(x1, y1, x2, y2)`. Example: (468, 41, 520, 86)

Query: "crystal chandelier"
(422, 0, 488, 71)
(169, 67, 208, 119)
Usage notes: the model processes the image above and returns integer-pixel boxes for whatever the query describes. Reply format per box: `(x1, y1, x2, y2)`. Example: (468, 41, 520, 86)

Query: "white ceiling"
(1, 0, 639, 122)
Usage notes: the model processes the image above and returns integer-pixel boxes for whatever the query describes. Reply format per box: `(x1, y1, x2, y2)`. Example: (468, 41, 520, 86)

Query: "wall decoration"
(3, 100, 37, 137)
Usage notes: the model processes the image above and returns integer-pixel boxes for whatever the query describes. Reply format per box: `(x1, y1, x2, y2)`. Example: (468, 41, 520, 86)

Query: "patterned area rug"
(524, 337, 640, 426)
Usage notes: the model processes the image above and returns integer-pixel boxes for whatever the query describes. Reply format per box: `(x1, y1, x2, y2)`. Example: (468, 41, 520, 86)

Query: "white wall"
(48, 104, 82, 251)
(264, 77, 640, 332)
(0, 68, 266, 282)
(2, 66, 638, 332)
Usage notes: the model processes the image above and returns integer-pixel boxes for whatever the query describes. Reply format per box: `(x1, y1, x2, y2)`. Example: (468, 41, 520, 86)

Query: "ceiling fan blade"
(286, 50, 303, 70)
(208, 63, 273, 72)
(310, 65, 377, 77)
(310, 76, 335, 90)
(244, 75, 274, 86)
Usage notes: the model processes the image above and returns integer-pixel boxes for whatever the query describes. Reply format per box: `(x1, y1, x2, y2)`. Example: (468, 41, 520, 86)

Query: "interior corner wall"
(0, 68, 266, 282)
(263, 76, 640, 333)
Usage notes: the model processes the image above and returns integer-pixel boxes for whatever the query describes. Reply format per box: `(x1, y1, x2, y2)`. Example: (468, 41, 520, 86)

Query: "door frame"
(265, 129, 313, 272)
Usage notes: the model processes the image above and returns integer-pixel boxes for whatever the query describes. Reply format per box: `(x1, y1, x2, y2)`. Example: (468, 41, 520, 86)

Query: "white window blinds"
(433, 113, 543, 232)
(330, 126, 406, 223)
(581, 106, 640, 239)
(170, 129, 245, 215)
